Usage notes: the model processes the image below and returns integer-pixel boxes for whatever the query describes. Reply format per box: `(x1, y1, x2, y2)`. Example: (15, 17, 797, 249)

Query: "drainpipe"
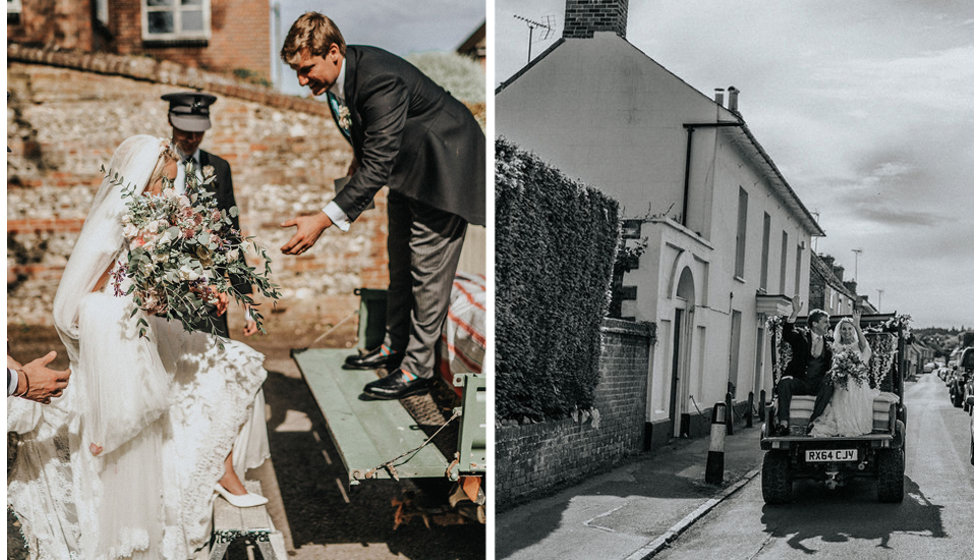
(681, 120, 742, 227)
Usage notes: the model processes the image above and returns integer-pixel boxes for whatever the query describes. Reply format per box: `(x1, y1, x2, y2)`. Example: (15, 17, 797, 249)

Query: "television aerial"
(513, 13, 556, 63)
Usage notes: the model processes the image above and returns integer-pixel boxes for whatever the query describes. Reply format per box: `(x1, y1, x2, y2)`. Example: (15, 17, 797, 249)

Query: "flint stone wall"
(6, 46, 486, 336)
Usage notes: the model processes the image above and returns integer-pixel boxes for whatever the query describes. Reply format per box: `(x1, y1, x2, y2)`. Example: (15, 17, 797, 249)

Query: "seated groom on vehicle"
(774, 296, 835, 437)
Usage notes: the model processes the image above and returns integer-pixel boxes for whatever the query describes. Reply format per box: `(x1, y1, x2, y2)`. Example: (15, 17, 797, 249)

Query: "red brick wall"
(7, 0, 95, 50)
(9, 0, 269, 79)
(495, 319, 654, 509)
(110, 0, 270, 79)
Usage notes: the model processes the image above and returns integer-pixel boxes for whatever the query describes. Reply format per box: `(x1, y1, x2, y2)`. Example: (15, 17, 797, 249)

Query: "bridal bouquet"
(828, 347, 869, 389)
(108, 159, 280, 337)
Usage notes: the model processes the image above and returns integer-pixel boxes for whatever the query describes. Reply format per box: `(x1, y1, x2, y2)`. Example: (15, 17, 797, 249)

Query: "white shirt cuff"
(323, 202, 351, 232)
(8, 367, 19, 396)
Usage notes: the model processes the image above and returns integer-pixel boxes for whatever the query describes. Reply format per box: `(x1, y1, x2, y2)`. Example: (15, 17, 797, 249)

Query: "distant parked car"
(949, 347, 973, 408)
(923, 362, 935, 373)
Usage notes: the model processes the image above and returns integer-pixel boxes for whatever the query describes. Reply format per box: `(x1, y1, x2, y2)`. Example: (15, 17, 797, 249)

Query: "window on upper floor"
(735, 187, 748, 279)
(142, 0, 210, 43)
(8, 0, 21, 25)
(760, 212, 771, 292)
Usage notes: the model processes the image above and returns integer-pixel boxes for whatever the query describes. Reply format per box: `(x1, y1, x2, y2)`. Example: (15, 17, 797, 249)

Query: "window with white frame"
(95, 0, 108, 27)
(143, 0, 210, 42)
(8, 0, 22, 24)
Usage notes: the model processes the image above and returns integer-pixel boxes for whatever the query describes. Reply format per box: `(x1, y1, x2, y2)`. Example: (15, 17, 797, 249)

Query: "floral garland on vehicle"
(865, 333, 898, 390)
(828, 345, 870, 389)
(765, 315, 793, 379)
(881, 314, 913, 342)
(106, 150, 280, 337)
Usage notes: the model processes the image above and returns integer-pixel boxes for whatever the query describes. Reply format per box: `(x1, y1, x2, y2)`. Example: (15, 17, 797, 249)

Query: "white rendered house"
(497, 0, 824, 445)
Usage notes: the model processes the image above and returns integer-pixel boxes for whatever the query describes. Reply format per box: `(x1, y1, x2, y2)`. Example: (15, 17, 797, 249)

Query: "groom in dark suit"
(162, 92, 258, 338)
(774, 296, 835, 436)
(278, 12, 485, 400)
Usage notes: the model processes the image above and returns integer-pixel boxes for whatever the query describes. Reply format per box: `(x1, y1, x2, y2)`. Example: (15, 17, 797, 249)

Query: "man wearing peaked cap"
(162, 91, 217, 132)
(161, 91, 258, 338)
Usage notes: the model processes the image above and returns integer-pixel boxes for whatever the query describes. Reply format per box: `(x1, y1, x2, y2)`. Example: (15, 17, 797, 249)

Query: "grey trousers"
(384, 192, 467, 379)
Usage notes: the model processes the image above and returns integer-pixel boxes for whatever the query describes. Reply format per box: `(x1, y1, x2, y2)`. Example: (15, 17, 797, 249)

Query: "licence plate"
(805, 449, 857, 462)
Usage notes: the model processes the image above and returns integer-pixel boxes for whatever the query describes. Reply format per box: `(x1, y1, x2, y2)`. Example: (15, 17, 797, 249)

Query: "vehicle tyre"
(762, 450, 792, 505)
(877, 448, 905, 503)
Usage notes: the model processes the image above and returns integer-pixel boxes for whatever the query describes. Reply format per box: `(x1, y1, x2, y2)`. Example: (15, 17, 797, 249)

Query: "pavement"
(496, 422, 765, 560)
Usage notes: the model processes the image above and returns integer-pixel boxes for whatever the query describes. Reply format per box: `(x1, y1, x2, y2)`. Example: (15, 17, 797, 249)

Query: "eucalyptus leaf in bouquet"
(105, 156, 280, 338)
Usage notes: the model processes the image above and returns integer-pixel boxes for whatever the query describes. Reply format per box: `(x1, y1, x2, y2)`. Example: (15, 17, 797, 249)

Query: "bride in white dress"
(810, 312, 881, 437)
(8, 135, 271, 559)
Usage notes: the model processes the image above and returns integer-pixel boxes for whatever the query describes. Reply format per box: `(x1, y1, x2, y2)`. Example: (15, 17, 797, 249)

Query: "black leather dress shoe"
(363, 371, 432, 400)
(773, 424, 790, 437)
(343, 346, 399, 370)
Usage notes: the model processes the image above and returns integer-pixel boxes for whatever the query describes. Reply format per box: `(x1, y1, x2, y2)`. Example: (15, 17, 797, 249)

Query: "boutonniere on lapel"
(337, 105, 352, 131)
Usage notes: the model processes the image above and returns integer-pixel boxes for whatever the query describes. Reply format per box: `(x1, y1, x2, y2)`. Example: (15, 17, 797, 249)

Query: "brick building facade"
(6, 45, 486, 339)
(7, 0, 269, 79)
(496, 319, 654, 509)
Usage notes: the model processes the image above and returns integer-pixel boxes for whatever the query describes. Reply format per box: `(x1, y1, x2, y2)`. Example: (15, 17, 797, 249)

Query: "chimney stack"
(832, 264, 844, 282)
(727, 86, 740, 112)
(563, 0, 629, 39)
(714, 88, 725, 105)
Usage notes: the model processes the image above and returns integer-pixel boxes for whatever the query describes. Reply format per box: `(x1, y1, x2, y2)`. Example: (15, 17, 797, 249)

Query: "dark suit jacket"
(781, 320, 833, 383)
(194, 150, 251, 337)
(331, 45, 485, 226)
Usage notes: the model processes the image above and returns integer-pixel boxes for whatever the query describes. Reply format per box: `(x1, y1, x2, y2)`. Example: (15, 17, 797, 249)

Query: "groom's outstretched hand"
(280, 213, 332, 255)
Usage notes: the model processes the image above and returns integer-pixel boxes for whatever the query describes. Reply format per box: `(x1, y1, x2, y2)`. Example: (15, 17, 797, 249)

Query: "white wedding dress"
(7, 135, 270, 560)
(810, 321, 877, 437)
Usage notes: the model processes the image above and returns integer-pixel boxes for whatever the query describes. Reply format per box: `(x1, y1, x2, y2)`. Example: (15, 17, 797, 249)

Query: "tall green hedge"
(496, 138, 621, 420)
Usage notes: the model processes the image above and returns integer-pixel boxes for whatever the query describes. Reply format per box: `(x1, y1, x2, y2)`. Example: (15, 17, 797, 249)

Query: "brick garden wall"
(6, 45, 486, 340)
(496, 318, 654, 509)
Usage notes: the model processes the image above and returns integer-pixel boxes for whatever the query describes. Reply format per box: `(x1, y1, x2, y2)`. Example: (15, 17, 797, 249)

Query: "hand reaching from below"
(17, 351, 71, 404)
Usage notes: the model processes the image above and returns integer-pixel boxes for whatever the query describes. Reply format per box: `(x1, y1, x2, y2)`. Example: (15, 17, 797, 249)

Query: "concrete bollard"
(759, 389, 767, 422)
(705, 401, 726, 484)
(745, 391, 754, 428)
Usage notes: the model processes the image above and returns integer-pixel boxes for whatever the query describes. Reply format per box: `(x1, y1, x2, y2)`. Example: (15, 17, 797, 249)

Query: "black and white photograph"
(7, 1, 486, 559)
(495, 1, 972, 559)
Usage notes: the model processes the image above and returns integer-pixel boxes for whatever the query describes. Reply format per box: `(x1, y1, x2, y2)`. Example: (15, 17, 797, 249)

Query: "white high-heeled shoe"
(214, 483, 269, 508)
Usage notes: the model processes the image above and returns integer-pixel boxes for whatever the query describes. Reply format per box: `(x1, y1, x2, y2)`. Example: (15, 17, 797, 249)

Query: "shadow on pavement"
(760, 476, 945, 553)
(263, 369, 485, 560)
(496, 439, 748, 559)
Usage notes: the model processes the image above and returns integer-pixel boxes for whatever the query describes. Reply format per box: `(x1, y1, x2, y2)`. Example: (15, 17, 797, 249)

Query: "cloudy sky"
(497, 0, 973, 329)
(270, 0, 484, 95)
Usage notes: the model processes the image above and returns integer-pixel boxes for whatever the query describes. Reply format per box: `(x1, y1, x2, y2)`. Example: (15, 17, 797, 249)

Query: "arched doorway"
(669, 267, 696, 437)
